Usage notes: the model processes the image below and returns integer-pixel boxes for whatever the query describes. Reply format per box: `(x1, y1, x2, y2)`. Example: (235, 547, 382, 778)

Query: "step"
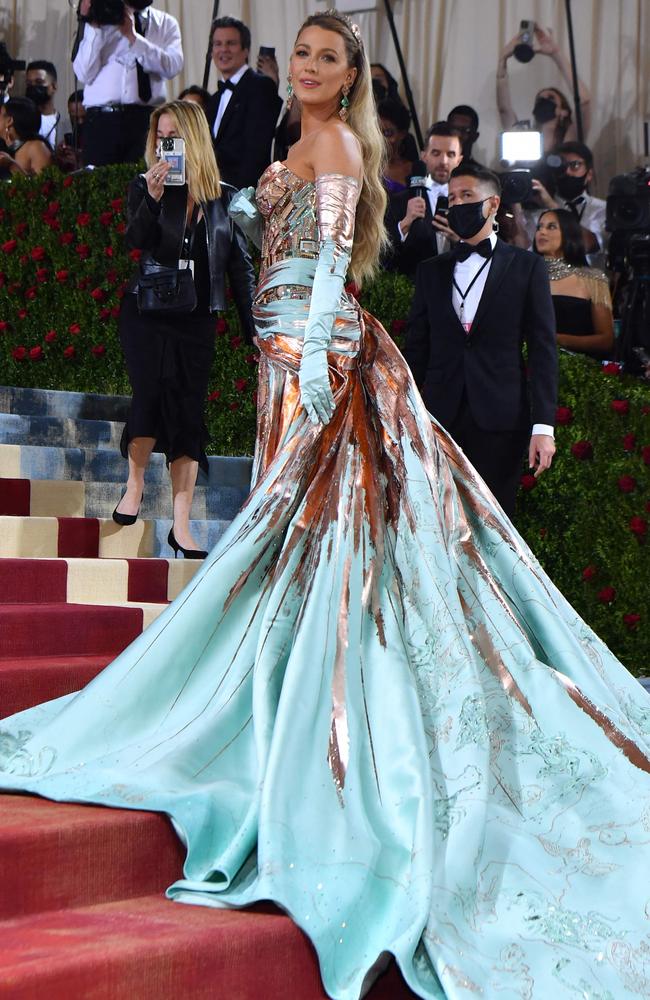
(0, 385, 131, 422)
(0, 412, 125, 451)
(0, 603, 146, 657)
(0, 892, 416, 1000)
(0, 654, 113, 717)
(0, 515, 229, 559)
(0, 443, 252, 499)
(0, 558, 200, 605)
(0, 478, 239, 522)
(0, 796, 184, 919)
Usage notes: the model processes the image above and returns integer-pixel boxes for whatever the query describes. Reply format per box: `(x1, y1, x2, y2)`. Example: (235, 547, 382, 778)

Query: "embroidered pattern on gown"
(1, 161, 650, 1000)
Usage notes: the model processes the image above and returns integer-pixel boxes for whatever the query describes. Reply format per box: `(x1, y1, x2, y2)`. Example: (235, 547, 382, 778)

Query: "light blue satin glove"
(299, 239, 350, 426)
(228, 186, 263, 249)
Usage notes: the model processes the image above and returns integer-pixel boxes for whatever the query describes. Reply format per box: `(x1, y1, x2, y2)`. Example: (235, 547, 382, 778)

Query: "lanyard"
(453, 257, 490, 332)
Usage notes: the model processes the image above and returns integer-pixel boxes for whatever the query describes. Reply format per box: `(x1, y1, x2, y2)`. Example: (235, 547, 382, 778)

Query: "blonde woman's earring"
(286, 75, 294, 112)
(339, 83, 350, 121)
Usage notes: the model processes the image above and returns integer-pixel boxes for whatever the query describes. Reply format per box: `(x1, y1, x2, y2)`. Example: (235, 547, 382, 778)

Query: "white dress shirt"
(398, 176, 449, 253)
(213, 64, 249, 137)
(558, 193, 608, 269)
(452, 231, 553, 438)
(73, 7, 183, 107)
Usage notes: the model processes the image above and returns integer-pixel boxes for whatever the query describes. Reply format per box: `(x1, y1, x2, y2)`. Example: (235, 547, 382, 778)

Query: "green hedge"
(1, 166, 649, 674)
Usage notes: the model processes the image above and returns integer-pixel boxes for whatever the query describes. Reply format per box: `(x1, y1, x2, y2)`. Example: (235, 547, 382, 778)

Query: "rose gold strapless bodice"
(256, 162, 320, 273)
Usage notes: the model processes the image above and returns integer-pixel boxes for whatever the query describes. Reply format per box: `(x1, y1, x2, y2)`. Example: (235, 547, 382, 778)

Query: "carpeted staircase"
(0, 386, 417, 1000)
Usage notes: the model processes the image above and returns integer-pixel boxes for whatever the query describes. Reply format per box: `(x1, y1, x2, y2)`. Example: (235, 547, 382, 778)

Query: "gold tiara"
(323, 8, 363, 44)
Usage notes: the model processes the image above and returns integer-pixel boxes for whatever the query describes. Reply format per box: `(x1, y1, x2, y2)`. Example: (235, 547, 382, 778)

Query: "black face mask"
(26, 84, 51, 107)
(533, 96, 557, 124)
(447, 198, 488, 240)
(556, 173, 587, 201)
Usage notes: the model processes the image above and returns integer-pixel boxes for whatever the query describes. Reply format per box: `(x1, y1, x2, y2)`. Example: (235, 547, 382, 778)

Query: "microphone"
(408, 160, 428, 201)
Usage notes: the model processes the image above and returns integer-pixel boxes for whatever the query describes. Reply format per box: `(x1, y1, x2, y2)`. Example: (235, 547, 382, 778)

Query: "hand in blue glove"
(299, 342, 335, 425)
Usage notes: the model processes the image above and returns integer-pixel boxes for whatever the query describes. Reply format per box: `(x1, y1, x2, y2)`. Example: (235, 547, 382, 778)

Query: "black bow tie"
(217, 79, 235, 95)
(453, 239, 493, 262)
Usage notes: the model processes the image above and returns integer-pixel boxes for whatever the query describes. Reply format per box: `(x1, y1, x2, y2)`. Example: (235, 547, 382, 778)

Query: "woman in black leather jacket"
(116, 100, 256, 559)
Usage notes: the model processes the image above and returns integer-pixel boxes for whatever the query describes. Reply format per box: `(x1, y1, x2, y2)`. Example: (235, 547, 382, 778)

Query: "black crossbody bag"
(137, 203, 200, 315)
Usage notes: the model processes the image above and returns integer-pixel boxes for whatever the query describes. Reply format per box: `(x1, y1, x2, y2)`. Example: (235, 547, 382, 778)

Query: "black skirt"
(118, 292, 214, 474)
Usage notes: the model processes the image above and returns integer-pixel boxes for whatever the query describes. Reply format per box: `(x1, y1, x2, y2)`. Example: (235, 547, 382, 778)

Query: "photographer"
(73, 0, 183, 167)
(497, 25, 591, 152)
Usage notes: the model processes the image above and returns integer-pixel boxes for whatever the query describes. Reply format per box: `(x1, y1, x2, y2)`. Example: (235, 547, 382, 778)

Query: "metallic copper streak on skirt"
(328, 556, 352, 805)
(553, 670, 650, 774)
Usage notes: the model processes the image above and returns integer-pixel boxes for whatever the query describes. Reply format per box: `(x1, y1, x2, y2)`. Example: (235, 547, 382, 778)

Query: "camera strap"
(179, 203, 201, 275)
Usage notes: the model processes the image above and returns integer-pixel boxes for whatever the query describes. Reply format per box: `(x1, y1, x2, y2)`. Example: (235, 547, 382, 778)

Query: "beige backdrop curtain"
(3, 0, 649, 193)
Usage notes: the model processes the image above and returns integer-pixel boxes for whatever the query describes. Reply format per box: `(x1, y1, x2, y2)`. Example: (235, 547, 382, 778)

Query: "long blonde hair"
(296, 12, 388, 285)
(145, 100, 221, 204)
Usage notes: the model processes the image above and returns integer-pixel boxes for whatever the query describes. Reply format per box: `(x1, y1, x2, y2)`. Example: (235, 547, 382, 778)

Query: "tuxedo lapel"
(216, 69, 250, 142)
(435, 254, 467, 336)
(469, 240, 515, 334)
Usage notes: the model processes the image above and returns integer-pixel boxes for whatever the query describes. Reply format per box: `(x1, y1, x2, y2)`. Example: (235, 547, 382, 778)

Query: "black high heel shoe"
(168, 527, 208, 560)
(112, 492, 143, 526)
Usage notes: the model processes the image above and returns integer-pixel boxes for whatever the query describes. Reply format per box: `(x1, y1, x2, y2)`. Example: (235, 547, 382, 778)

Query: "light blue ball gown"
(1, 162, 650, 1000)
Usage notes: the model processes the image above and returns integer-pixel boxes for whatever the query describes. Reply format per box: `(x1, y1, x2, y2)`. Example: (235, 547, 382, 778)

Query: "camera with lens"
(0, 42, 26, 97)
(76, 0, 152, 26)
(606, 167, 650, 271)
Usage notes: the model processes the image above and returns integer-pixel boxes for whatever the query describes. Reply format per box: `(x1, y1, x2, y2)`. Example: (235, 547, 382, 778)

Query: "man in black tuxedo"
(404, 163, 557, 517)
(207, 16, 282, 191)
(386, 122, 462, 277)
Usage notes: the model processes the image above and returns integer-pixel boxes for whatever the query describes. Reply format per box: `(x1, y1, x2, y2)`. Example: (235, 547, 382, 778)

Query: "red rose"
(597, 586, 616, 604)
(111, 306, 120, 318)
(11, 346, 26, 361)
(90, 287, 105, 301)
(8, 282, 21, 295)
(571, 440, 593, 460)
(59, 232, 74, 246)
(642, 405, 650, 416)
(63, 345, 76, 359)
(104, 246, 114, 258)
(630, 516, 647, 538)
(76, 212, 92, 227)
(207, 390, 221, 402)
(234, 377, 248, 393)
(47, 200, 60, 216)
(63, 175, 74, 188)
(116, 221, 126, 235)
(618, 475, 637, 493)
(2, 239, 18, 254)
(99, 308, 111, 321)
(19, 255, 28, 267)
(0, 320, 9, 332)
(76, 244, 91, 259)
(128, 248, 142, 262)
(55, 269, 69, 283)
(99, 211, 113, 226)
(36, 268, 49, 283)
(391, 319, 407, 336)
(106, 269, 118, 284)
(555, 406, 573, 425)
(245, 352, 258, 365)
(91, 344, 106, 357)
(215, 317, 229, 335)
(229, 401, 239, 411)
(610, 399, 630, 415)
(622, 433, 636, 452)
(78, 278, 90, 291)
(30, 246, 46, 262)
(25, 287, 37, 301)
(230, 336, 243, 350)
(17, 309, 28, 320)
(0, 272, 5, 287)
(15, 222, 28, 237)
(602, 361, 622, 375)
(44, 330, 57, 343)
(29, 345, 43, 361)
(642, 446, 650, 466)
(41, 180, 54, 197)
(519, 473, 537, 491)
(582, 565, 597, 581)
(111, 197, 124, 212)
(43, 216, 61, 231)
(623, 613, 641, 631)
(68, 323, 81, 335)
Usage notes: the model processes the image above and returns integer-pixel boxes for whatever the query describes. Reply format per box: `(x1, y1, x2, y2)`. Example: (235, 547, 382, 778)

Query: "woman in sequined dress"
(1, 11, 650, 1000)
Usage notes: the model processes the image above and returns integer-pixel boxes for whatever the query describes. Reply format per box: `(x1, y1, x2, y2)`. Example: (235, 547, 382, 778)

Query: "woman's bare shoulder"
(311, 122, 362, 181)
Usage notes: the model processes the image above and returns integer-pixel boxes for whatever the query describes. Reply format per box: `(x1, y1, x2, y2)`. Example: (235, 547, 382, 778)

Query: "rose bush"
(1, 165, 649, 673)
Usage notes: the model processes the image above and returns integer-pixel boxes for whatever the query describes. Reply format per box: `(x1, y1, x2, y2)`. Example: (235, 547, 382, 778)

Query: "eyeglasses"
(563, 159, 587, 171)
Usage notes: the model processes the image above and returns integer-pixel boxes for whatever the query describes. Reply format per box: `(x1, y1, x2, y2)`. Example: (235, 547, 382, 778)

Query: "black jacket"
(125, 175, 256, 343)
(385, 187, 440, 278)
(207, 69, 282, 191)
(404, 239, 558, 432)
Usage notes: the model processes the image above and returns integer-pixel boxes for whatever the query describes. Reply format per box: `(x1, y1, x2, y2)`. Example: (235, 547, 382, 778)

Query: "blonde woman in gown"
(1, 12, 650, 1000)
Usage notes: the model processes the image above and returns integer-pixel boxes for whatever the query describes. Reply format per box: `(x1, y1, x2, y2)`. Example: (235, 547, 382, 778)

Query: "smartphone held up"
(157, 137, 186, 185)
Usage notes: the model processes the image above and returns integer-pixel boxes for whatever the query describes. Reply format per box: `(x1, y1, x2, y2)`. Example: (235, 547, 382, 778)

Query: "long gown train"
(1, 163, 650, 1000)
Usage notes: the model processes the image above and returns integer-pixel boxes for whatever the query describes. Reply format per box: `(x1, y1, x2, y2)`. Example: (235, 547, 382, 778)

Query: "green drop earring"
(339, 83, 351, 121)
(286, 75, 294, 111)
